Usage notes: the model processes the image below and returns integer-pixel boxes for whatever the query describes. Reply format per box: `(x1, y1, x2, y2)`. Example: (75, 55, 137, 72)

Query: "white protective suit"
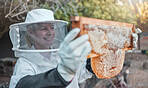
(9, 47, 92, 88)
(9, 9, 93, 88)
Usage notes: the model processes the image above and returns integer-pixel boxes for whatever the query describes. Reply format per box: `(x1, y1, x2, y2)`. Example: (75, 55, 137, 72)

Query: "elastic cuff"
(57, 65, 74, 82)
(55, 68, 71, 86)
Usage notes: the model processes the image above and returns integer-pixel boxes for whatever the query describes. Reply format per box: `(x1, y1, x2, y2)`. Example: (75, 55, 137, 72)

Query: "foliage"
(40, 0, 138, 24)
(40, 0, 80, 24)
(39, 0, 148, 31)
(0, 0, 39, 38)
(77, 0, 137, 24)
(0, 0, 148, 38)
(132, 1, 148, 32)
(119, 0, 148, 31)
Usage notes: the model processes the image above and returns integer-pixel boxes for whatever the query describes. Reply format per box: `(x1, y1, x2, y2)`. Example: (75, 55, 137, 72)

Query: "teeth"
(44, 38, 52, 41)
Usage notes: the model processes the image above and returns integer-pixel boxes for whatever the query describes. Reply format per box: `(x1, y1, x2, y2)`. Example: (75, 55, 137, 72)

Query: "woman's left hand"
(132, 28, 142, 49)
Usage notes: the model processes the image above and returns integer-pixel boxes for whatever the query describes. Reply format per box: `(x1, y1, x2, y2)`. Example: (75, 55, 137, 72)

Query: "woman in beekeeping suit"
(9, 9, 141, 88)
(9, 9, 93, 88)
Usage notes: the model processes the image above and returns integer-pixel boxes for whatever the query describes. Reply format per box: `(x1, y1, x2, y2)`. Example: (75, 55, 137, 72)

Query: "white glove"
(57, 28, 92, 81)
(132, 28, 142, 49)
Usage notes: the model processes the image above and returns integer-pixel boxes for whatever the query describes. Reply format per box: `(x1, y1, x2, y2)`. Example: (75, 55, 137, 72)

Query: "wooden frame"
(71, 16, 135, 51)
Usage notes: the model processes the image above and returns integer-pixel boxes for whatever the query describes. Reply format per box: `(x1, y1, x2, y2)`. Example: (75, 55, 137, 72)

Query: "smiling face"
(28, 23, 55, 49)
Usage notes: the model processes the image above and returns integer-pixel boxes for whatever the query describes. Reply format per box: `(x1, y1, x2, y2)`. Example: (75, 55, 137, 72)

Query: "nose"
(46, 30, 52, 36)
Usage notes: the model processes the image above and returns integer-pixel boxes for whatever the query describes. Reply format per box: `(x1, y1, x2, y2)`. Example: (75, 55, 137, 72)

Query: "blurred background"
(0, 0, 148, 88)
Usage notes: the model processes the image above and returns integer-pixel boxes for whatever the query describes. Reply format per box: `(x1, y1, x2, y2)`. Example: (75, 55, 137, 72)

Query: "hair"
(27, 23, 40, 31)
(25, 23, 40, 48)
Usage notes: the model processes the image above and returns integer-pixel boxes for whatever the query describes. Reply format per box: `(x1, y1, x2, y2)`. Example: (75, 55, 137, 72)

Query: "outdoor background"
(0, 0, 148, 88)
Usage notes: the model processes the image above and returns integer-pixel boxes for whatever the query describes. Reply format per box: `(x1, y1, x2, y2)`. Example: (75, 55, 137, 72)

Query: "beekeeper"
(9, 9, 141, 88)
(9, 9, 93, 88)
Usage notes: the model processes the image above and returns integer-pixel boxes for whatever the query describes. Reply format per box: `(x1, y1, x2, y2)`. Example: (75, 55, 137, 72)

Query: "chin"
(44, 43, 53, 48)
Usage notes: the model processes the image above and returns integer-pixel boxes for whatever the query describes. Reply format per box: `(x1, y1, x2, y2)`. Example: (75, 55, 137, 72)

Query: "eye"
(50, 27, 54, 30)
(40, 28, 48, 31)
(50, 26, 54, 30)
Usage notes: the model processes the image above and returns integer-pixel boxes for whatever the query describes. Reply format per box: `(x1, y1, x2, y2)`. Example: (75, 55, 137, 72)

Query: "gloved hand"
(132, 28, 142, 49)
(57, 28, 92, 81)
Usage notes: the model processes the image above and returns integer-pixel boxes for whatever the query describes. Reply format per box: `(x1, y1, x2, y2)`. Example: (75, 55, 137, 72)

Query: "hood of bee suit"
(9, 9, 68, 58)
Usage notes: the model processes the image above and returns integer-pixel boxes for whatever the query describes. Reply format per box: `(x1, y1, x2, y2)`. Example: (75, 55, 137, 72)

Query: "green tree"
(132, 0, 148, 32)
(119, 0, 148, 31)
(77, 0, 137, 24)
(1, 0, 147, 39)
(40, 0, 80, 23)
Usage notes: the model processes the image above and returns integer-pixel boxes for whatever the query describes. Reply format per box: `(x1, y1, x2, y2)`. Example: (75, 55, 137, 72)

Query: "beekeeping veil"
(9, 9, 68, 57)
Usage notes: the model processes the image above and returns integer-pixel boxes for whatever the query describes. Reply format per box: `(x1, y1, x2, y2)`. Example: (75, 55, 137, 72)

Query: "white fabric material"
(134, 28, 142, 34)
(57, 28, 92, 81)
(9, 9, 68, 31)
(9, 50, 92, 88)
(25, 9, 54, 23)
(9, 25, 20, 51)
(132, 28, 142, 48)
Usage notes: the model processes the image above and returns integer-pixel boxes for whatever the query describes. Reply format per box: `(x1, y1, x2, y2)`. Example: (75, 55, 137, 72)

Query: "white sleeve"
(9, 58, 35, 88)
(77, 59, 93, 83)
